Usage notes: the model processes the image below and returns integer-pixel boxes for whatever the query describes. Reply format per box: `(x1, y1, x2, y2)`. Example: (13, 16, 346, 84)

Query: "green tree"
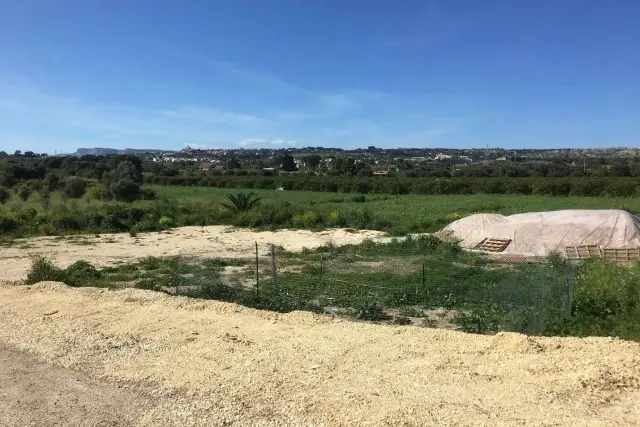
(280, 154, 297, 171)
(62, 176, 87, 199)
(221, 192, 261, 213)
(16, 183, 33, 202)
(103, 161, 141, 202)
(109, 177, 140, 202)
(303, 155, 322, 169)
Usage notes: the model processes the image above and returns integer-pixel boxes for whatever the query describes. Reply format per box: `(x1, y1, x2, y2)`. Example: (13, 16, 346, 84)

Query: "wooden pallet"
(602, 247, 640, 262)
(474, 237, 512, 253)
(565, 245, 602, 260)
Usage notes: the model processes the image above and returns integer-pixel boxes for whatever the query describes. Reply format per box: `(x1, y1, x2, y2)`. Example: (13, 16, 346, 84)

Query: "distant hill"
(71, 147, 170, 156)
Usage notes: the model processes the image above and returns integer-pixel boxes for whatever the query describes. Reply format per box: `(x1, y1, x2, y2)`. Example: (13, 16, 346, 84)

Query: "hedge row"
(145, 176, 640, 197)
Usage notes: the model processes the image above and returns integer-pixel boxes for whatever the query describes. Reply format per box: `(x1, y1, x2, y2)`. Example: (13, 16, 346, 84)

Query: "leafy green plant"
(221, 192, 262, 213)
(64, 260, 101, 286)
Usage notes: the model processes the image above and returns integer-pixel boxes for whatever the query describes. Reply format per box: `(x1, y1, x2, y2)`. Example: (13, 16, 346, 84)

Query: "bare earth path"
(0, 282, 639, 426)
(0, 342, 153, 427)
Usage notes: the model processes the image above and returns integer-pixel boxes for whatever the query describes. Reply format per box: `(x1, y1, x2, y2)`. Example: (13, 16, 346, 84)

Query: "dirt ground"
(0, 342, 154, 427)
(0, 226, 387, 282)
(0, 281, 639, 426)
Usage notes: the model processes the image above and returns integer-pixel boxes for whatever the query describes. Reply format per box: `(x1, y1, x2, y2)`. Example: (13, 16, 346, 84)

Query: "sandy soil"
(0, 282, 639, 426)
(0, 226, 387, 282)
(0, 342, 154, 427)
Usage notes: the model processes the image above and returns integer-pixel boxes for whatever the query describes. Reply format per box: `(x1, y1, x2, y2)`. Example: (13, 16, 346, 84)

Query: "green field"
(152, 186, 640, 234)
(3, 184, 640, 238)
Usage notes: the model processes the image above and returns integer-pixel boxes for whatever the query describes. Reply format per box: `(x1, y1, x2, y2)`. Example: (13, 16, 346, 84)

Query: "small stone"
(309, 364, 320, 370)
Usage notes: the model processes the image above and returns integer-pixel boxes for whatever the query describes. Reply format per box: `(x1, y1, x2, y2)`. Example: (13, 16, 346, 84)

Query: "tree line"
(145, 175, 640, 197)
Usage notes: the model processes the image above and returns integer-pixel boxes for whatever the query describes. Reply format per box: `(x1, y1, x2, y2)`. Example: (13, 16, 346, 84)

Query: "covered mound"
(442, 209, 640, 256)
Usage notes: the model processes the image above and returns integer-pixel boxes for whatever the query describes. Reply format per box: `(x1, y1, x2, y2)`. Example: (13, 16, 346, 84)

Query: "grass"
(152, 186, 640, 234)
(3, 185, 640, 239)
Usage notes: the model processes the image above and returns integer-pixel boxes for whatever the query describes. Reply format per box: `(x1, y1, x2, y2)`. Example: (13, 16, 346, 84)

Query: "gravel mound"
(0, 282, 639, 426)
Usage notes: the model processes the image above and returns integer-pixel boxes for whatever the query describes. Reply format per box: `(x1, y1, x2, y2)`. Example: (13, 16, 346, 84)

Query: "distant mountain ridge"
(71, 147, 170, 156)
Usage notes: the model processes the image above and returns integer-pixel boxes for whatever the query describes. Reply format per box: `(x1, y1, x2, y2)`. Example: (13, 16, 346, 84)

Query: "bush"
(25, 256, 64, 284)
(109, 178, 140, 202)
(0, 213, 19, 233)
(16, 183, 33, 202)
(351, 194, 367, 203)
(0, 186, 10, 204)
(354, 298, 387, 321)
(64, 260, 101, 286)
(62, 176, 87, 199)
(140, 188, 157, 200)
(88, 185, 104, 201)
(292, 211, 320, 228)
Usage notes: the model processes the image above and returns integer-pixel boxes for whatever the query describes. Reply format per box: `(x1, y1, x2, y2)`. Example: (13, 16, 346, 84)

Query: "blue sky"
(0, 0, 638, 153)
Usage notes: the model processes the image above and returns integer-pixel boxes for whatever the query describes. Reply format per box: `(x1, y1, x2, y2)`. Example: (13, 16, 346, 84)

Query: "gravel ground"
(0, 281, 639, 426)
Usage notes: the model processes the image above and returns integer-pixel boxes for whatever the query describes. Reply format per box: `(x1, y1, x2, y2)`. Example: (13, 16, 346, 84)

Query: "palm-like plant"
(221, 192, 262, 213)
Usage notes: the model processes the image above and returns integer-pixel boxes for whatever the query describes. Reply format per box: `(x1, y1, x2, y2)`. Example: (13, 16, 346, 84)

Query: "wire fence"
(172, 236, 575, 335)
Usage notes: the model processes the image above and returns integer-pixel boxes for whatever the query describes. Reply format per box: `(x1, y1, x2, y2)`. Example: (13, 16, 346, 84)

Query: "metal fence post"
(271, 244, 279, 296)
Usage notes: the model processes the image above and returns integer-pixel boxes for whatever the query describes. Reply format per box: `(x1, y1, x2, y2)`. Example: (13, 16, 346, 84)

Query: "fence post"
(255, 242, 259, 295)
(422, 263, 426, 305)
(271, 244, 279, 296)
(566, 276, 574, 318)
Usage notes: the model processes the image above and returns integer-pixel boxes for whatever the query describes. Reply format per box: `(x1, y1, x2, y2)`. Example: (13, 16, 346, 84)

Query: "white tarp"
(441, 209, 640, 256)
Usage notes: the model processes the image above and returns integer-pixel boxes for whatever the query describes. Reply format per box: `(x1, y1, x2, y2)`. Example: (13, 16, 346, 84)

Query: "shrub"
(0, 213, 19, 234)
(109, 178, 140, 202)
(16, 183, 33, 202)
(351, 194, 367, 203)
(158, 216, 173, 228)
(292, 211, 320, 228)
(26, 179, 43, 192)
(326, 210, 343, 227)
(88, 186, 104, 201)
(0, 186, 10, 204)
(354, 298, 387, 321)
(62, 176, 86, 199)
(25, 256, 64, 284)
(64, 260, 101, 286)
(43, 173, 61, 191)
(140, 188, 157, 200)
